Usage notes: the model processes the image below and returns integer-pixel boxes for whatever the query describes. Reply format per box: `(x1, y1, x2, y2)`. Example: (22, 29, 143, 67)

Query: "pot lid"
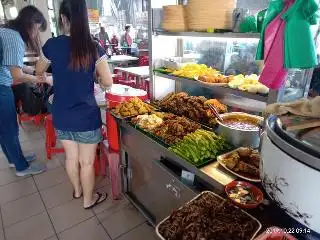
(275, 118, 320, 157)
(107, 84, 147, 97)
(266, 116, 320, 171)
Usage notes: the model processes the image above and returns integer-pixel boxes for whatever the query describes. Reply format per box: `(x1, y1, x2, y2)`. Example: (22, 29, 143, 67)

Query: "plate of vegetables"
(225, 181, 264, 209)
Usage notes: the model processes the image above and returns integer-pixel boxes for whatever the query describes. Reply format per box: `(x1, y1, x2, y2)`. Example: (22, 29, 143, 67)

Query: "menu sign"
(88, 9, 99, 24)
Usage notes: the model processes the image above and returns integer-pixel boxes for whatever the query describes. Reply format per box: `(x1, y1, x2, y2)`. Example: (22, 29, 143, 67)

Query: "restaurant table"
(108, 55, 139, 73)
(108, 55, 138, 64)
(114, 66, 150, 88)
(115, 66, 149, 78)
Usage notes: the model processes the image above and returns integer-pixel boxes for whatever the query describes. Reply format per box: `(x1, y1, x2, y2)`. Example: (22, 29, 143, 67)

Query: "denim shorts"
(55, 129, 103, 144)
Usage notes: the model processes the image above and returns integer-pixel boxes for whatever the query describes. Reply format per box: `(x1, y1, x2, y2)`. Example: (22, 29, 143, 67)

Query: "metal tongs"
(208, 104, 224, 122)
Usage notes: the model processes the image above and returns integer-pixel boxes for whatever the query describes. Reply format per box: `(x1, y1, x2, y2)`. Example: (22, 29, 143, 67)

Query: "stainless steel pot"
(216, 112, 263, 148)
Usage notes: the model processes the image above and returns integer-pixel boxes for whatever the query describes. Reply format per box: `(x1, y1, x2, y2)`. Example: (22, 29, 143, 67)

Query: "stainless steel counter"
(118, 120, 229, 225)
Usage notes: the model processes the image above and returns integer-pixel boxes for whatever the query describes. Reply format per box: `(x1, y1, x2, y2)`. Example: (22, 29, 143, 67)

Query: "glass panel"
(279, 69, 312, 102)
(182, 37, 260, 75)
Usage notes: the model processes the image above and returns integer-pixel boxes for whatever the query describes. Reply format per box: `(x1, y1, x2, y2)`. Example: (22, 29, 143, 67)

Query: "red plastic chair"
(45, 115, 65, 160)
(139, 56, 149, 66)
(144, 80, 151, 100)
(94, 126, 108, 176)
(113, 69, 126, 83)
(45, 114, 107, 176)
(100, 140, 122, 200)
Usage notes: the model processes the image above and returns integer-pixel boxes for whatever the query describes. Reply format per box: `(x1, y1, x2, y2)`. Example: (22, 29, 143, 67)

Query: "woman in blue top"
(36, 0, 113, 209)
(0, 6, 48, 176)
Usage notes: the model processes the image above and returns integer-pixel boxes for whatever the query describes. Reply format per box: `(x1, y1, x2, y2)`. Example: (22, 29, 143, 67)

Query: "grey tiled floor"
(0, 122, 157, 240)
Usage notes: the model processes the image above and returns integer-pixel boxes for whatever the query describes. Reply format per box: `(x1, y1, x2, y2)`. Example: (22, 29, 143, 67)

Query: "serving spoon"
(208, 104, 224, 122)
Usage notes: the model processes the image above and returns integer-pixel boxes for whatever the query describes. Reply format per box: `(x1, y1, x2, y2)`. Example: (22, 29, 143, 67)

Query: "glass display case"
(149, 0, 314, 113)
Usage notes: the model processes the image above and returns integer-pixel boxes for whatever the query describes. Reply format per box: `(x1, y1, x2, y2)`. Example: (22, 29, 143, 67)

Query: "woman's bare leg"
(78, 143, 99, 207)
(61, 140, 82, 197)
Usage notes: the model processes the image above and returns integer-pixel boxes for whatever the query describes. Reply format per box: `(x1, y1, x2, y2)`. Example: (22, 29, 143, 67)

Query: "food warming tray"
(150, 102, 214, 131)
(195, 79, 229, 86)
(217, 148, 261, 182)
(129, 122, 171, 148)
(129, 123, 217, 168)
(155, 191, 262, 240)
(109, 103, 157, 120)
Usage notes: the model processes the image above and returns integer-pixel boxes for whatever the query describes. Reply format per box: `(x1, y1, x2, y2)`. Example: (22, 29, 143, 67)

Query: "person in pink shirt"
(124, 25, 132, 54)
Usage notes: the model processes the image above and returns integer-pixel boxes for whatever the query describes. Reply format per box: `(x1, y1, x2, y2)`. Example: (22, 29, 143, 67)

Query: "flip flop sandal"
(84, 192, 108, 210)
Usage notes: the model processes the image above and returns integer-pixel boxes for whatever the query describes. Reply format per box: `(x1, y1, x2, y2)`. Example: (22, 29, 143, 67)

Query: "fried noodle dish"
(158, 192, 260, 240)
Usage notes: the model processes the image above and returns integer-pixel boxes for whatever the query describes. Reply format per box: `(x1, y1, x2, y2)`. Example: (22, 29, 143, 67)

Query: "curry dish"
(221, 115, 260, 131)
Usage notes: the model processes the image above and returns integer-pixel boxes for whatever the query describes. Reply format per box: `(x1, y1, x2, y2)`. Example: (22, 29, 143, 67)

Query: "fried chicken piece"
(121, 111, 131, 117)
(130, 109, 139, 116)
(138, 107, 148, 115)
(223, 152, 240, 170)
(205, 99, 227, 113)
(237, 148, 252, 157)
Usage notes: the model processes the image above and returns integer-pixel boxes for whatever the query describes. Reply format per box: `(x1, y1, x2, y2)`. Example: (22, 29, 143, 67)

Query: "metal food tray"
(155, 191, 262, 240)
(169, 149, 215, 168)
(193, 158, 216, 168)
(110, 110, 136, 120)
(158, 72, 230, 87)
(195, 79, 229, 86)
(150, 102, 214, 131)
(109, 103, 157, 120)
(128, 122, 171, 148)
(153, 68, 173, 75)
(217, 148, 261, 183)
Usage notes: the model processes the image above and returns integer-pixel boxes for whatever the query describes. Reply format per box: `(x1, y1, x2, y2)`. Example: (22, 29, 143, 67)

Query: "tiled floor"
(0, 122, 157, 240)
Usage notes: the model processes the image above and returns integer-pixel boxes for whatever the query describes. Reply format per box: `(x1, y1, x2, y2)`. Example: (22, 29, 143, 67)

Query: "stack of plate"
(186, 0, 236, 31)
(162, 5, 187, 32)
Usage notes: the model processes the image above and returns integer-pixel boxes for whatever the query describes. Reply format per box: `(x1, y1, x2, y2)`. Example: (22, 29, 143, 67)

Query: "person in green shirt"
(256, 0, 318, 69)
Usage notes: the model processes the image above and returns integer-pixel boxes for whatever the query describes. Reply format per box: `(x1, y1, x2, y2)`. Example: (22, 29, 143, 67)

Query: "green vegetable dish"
(169, 129, 231, 167)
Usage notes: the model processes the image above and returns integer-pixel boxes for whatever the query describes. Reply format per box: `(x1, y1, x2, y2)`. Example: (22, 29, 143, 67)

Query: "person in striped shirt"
(0, 6, 49, 176)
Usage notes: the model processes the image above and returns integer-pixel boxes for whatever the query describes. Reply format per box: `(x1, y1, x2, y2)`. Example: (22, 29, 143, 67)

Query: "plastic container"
(105, 84, 147, 151)
(225, 181, 264, 209)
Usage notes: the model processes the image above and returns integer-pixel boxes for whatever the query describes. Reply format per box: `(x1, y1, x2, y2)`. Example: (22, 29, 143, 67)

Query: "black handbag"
(13, 83, 49, 116)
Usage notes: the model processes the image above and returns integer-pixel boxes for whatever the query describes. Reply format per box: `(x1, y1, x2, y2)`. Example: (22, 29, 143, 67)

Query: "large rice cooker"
(260, 116, 320, 237)
(106, 84, 147, 151)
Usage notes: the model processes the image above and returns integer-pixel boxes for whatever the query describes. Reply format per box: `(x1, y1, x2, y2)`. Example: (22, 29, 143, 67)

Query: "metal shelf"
(153, 30, 261, 39)
(154, 72, 269, 103)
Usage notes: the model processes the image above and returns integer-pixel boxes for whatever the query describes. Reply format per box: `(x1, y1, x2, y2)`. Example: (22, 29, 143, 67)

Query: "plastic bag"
(259, 1, 294, 89)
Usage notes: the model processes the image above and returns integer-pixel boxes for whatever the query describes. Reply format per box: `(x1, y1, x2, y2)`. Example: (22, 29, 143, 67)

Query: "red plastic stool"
(94, 127, 108, 176)
(45, 115, 65, 159)
(45, 115, 106, 178)
(17, 101, 46, 126)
